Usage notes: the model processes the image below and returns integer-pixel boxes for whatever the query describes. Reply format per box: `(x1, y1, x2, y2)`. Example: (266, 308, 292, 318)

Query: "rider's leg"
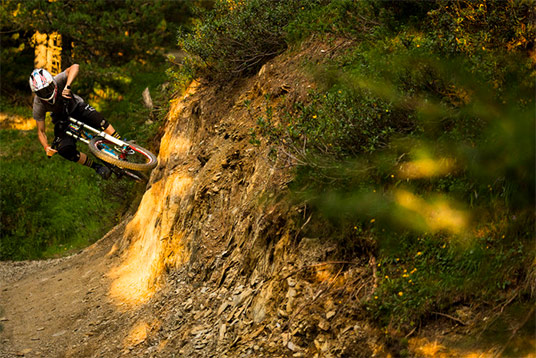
(55, 136, 79, 162)
(78, 151, 111, 179)
(54, 119, 111, 179)
(103, 124, 121, 139)
(56, 140, 111, 179)
(72, 102, 121, 139)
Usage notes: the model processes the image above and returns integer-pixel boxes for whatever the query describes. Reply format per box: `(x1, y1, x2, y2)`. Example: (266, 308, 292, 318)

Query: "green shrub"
(367, 221, 533, 328)
(287, 83, 413, 158)
(178, 0, 315, 80)
(285, 0, 377, 43)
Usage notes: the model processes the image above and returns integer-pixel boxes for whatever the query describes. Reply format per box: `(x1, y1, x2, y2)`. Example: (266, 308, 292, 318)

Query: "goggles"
(35, 82, 56, 101)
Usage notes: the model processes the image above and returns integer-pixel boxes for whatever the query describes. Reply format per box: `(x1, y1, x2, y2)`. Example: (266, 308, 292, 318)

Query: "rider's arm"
(62, 64, 79, 99)
(36, 120, 57, 156)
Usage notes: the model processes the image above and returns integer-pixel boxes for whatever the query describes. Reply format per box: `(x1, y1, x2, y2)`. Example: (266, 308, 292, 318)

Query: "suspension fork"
(67, 117, 127, 147)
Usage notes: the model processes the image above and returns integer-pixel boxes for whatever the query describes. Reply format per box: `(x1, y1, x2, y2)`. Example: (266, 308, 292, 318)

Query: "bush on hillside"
(178, 0, 318, 80)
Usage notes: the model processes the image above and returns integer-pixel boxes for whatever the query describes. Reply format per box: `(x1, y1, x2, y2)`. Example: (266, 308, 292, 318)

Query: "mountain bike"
(51, 115, 158, 182)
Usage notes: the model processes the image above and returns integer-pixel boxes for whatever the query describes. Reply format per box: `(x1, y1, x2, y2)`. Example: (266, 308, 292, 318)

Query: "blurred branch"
(0, 28, 24, 34)
(494, 306, 535, 358)
(432, 311, 467, 326)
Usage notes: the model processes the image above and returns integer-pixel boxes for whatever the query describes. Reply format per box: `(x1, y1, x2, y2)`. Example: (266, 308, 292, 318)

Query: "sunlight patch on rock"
(158, 128, 191, 162)
(124, 321, 150, 347)
(157, 81, 198, 162)
(108, 172, 192, 306)
(408, 337, 501, 358)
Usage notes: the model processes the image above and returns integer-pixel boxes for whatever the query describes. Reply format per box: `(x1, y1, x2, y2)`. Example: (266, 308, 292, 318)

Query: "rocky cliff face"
(106, 45, 384, 357)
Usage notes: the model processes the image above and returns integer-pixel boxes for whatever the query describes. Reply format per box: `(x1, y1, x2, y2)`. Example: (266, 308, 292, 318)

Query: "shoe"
(95, 164, 112, 179)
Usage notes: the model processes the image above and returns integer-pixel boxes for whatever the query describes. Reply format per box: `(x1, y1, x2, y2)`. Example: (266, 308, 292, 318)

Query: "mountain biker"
(29, 64, 121, 179)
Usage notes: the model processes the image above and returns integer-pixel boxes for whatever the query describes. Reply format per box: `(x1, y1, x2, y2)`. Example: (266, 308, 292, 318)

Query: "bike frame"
(62, 116, 148, 181)
(65, 116, 125, 147)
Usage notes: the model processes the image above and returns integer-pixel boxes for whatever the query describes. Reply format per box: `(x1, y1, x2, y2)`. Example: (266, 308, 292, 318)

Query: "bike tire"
(89, 136, 157, 171)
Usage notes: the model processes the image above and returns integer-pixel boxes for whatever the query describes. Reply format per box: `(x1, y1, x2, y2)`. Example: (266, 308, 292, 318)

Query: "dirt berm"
(0, 42, 496, 358)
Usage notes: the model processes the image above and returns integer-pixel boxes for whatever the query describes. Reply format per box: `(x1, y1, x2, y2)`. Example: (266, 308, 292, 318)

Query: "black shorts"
(52, 101, 108, 132)
(52, 102, 109, 161)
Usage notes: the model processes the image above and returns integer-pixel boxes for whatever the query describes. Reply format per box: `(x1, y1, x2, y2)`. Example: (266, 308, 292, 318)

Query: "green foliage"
(0, 30, 34, 104)
(165, 54, 198, 97)
(239, 0, 535, 329)
(285, 0, 379, 43)
(427, 1, 535, 56)
(287, 87, 407, 158)
(177, 0, 313, 80)
(94, 62, 169, 148)
(4, 0, 193, 63)
(0, 129, 131, 260)
(367, 220, 533, 328)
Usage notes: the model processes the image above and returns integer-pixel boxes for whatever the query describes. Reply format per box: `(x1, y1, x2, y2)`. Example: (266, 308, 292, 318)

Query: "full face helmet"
(29, 69, 57, 104)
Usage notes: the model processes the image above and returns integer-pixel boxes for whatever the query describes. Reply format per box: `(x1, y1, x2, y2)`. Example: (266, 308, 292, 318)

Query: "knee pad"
(58, 144, 80, 162)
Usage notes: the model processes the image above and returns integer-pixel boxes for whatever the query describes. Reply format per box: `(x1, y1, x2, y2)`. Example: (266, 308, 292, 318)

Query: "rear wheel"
(89, 137, 157, 171)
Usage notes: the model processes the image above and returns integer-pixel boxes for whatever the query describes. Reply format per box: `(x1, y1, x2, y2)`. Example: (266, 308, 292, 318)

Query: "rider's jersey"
(32, 71, 84, 122)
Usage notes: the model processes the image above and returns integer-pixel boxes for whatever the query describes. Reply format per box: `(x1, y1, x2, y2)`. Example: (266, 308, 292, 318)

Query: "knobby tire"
(89, 136, 157, 172)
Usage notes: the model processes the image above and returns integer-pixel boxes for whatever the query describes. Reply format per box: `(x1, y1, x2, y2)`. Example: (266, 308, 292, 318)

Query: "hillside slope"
(0, 42, 526, 358)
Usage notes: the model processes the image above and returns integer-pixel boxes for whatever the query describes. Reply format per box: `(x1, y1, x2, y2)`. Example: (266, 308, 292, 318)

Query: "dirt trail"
(0, 223, 131, 357)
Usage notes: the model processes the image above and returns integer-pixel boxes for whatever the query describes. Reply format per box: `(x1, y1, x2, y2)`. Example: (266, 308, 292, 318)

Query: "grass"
(0, 128, 127, 260)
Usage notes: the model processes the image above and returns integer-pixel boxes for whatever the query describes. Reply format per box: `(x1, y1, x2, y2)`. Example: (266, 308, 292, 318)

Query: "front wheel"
(89, 137, 157, 172)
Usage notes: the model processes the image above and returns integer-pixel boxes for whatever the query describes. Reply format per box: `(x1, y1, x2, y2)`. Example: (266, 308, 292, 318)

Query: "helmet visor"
(35, 83, 56, 100)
